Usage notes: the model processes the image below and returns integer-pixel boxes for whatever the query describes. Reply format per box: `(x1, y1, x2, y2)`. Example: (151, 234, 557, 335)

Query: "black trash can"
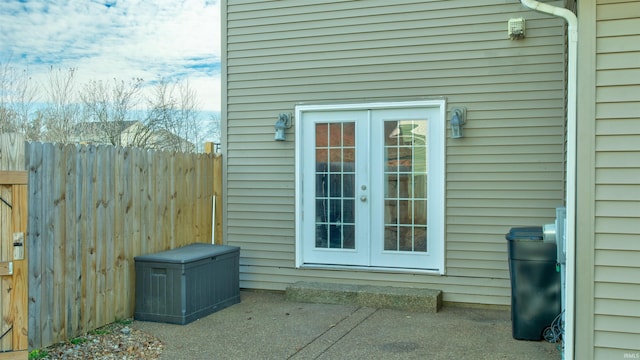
(506, 226, 561, 340)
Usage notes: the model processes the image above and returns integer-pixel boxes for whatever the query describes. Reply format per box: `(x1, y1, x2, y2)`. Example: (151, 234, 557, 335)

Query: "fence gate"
(0, 133, 28, 360)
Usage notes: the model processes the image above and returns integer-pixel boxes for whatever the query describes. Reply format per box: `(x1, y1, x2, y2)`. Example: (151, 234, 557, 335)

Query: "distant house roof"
(71, 120, 195, 152)
(71, 121, 140, 145)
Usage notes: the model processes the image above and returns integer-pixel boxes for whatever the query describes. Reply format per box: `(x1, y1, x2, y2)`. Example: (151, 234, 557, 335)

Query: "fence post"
(204, 143, 223, 245)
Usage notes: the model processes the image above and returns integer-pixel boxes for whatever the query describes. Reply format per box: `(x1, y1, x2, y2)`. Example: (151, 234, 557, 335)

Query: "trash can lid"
(505, 226, 543, 241)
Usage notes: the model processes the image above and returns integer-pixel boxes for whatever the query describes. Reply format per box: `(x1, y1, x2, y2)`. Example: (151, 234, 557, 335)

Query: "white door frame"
(294, 100, 446, 274)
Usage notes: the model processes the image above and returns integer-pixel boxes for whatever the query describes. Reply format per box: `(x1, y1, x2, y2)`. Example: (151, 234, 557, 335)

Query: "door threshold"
(298, 263, 443, 275)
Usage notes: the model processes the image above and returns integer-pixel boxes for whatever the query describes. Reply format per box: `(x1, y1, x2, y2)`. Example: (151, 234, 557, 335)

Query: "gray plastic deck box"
(134, 243, 240, 324)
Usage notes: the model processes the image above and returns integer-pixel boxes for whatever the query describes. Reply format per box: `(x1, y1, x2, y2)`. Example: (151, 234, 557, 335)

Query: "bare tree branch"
(1, 60, 39, 139)
(143, 78, 199, 152)
(1, 60, 205, 153)
(80, 77, 144, 146)
(41, 66, 80, 143)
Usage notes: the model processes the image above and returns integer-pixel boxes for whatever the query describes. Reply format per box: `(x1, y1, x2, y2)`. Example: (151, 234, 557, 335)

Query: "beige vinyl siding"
(593, 0, 640, 356)
(224, 0, 566, 305)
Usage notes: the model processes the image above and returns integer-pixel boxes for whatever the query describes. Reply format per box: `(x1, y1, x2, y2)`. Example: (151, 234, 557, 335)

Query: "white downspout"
(520, 1, 577, 360)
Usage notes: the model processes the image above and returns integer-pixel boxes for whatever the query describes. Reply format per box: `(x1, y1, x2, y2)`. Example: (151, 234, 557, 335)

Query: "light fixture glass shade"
(450, 112, 463, 139)
(275, 127, 286, 141)
(274, 113, 290, 141)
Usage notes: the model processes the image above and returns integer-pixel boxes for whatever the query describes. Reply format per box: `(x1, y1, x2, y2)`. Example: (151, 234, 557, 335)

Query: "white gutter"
(519, 1, 577, 360)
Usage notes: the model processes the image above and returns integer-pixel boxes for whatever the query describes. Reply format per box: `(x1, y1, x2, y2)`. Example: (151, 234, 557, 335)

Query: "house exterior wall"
(222, 0, 567, 305)
(575, 1, 640, 358)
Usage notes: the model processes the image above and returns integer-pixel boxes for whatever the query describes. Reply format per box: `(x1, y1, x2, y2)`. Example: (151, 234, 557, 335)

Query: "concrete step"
(285, 281, 442, 313)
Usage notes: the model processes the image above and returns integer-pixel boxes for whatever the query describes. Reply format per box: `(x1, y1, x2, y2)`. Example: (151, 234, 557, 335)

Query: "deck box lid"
(134, 243, 239, 264)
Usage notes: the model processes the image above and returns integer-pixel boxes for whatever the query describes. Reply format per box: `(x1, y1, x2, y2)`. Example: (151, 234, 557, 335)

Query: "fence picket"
(27, 142, 42, 350)
(64, 144, 80, 337)
(52, 143, 66, 342)
(114, 147, 126, 321)
(42, 143, 56, 348)
(85, 145, 97, 333)
(128, 148, 142, 313)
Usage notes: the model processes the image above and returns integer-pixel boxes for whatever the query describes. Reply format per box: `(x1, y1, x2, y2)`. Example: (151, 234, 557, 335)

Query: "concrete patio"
(134, 290, 561, 360)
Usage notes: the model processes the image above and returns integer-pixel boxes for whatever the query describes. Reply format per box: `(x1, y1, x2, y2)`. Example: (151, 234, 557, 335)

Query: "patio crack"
(288, 307, 378, 360)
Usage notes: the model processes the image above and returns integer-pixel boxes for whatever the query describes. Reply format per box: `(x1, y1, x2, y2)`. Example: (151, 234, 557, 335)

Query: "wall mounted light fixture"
(450, 107, 467, 139)
(274, 113, 292, 141)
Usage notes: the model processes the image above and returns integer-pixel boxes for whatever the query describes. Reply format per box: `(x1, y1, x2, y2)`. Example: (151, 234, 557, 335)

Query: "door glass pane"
(315, 122, 356, 249)
(383, 119, 428, 252)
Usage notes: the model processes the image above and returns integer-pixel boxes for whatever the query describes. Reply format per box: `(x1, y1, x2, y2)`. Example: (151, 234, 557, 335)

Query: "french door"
(295, 101, 445, 273)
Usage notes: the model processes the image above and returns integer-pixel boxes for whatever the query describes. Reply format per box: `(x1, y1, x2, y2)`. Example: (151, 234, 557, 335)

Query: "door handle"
(360, 196, 367, 202)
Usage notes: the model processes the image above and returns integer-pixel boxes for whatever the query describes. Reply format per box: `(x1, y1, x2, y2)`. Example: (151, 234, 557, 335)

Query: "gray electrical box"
(134, 243, 240, 325)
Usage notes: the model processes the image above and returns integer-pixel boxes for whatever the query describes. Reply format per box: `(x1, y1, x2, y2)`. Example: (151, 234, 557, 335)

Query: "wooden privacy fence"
(21, 140, 221, 350)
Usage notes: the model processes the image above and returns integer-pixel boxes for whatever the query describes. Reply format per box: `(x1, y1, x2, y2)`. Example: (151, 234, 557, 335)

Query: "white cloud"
(0, 0, 221, 110)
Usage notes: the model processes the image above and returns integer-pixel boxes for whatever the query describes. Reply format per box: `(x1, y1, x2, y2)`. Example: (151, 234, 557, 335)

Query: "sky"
(0, 0, 221, 111)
